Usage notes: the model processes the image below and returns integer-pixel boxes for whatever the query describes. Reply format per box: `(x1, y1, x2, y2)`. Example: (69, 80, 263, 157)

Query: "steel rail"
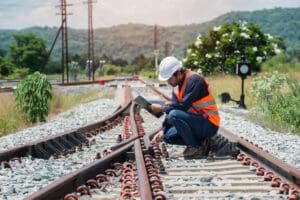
(24, 141, 134, 200)
(130, 102, 153, 200)
(138, 79, 170, 102)
(0, 87, 14, 93)
(220, 127, 300, 188)
(0, 76, 135, 92)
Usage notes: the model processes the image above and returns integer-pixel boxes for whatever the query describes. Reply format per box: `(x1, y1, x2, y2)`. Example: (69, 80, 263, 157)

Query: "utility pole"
(164, 41, 170, 57)
(56, 0, 72, 83)
(153, 25, 159, 78)
(84, 0, 97, 81)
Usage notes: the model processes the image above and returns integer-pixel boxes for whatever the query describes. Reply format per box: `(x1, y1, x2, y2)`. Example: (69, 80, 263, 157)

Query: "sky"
(0, 0, 299, 29)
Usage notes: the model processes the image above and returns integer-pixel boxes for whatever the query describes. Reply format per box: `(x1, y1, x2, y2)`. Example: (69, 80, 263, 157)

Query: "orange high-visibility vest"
(174, 70, 220, 126)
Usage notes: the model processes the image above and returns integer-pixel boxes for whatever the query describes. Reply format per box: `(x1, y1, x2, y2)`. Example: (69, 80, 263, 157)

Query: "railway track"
(0, 77, 135, 93)
(0, 79, 299, 199)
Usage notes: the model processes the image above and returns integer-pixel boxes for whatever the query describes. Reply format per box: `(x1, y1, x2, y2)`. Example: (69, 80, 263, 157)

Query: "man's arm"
(164, 75, 208, 112)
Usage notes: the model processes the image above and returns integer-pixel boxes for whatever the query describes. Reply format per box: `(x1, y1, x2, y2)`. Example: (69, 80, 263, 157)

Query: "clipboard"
(134, 96, 163, 118)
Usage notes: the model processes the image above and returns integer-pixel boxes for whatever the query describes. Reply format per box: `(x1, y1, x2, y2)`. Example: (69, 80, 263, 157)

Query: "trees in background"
(0, 57, 14, 76)
(9, 33, 48, 72)
(184, 21, 285, 75)
(102, 54, 155, 75)
(0, 32, 48, 77)
(0, 22, 291, 78)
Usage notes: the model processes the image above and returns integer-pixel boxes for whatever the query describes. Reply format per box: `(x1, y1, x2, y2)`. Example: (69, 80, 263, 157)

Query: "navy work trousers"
(163, 109, 218, 147)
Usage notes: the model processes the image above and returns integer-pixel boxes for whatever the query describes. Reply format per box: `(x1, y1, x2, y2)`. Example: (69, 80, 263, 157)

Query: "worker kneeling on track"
(150, 56, 220, 160)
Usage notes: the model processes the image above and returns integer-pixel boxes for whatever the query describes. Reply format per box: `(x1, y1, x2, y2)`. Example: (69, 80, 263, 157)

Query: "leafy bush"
(251, 72, 299, 133)
(251, 71, 287, 102)
(262, 53, 300, 72)
(13, 72, 52, 123)
(103, 65, 121, 75)
(0, 56, 15, 76)
(10, 67, 30, 79)
(140, 71, 156, 79)
(121, 65, 139, 74)
(9, 33, 48, 72)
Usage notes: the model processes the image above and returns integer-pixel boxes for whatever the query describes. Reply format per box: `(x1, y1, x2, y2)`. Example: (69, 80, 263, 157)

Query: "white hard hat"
(158, 56, 182, 81)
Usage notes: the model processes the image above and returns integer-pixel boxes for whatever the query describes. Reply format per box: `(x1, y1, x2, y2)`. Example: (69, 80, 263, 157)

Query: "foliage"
(251, 72, 299, 133)
(0, 48, 7, 56)
(102, 64, 121, 75)
(251, 71, 287, 102)
(214, 8, 300, 55)
(9, 68, 31, 79)
(0, 93, 20, 135)
(0, 56, 15, 76)
(13, 72, 52, 123)
(50, 89, 110, 114)
(0, 56, 31, 78)
(184, 21, 284, 75)
(262, 53, 300, 73)
(265, 81, 300, 132)
(121, 65, 139, 74)
(9, 33, 48, 72)
(0, 118, 17, 136)
(140, 71, 156, 79)
(112, 58, 128, 67)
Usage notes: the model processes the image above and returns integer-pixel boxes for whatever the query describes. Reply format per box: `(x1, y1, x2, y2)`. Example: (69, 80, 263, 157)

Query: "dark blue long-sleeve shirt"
(162, 72, 210, 132)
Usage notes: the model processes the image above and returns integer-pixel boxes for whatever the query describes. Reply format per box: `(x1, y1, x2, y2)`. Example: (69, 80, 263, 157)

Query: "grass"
(49, 88, 114, 116)
(208, 73, 299, 134)
(0, 93, 27, 136)
(0, 88, 114, 137)
(206, 74, 256, 108)
(247, 110, 294, 133)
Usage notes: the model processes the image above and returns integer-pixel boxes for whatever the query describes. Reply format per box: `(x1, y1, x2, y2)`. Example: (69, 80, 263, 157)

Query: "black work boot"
(183, 139, 210, 160)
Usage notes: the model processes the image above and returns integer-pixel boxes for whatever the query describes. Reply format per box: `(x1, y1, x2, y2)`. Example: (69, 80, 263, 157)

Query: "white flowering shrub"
(184, 21, 285, 75)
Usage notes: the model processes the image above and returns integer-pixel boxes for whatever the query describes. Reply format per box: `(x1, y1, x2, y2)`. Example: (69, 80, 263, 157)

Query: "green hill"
(0, 7, 299, 62)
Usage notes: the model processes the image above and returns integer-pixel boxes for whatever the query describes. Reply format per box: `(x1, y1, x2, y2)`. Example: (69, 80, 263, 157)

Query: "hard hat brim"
(158, 74, 171, 81)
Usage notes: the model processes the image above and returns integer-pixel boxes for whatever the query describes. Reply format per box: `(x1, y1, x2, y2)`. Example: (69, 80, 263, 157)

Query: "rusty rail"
(25, 141, 134, 200)
(130, 103, 153, 200)
(220, 127, 300, 188)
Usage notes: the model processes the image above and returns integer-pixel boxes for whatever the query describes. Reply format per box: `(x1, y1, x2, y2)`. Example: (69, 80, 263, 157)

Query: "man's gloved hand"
(151, 130, 164, 144)
(149, 103, 163, 114)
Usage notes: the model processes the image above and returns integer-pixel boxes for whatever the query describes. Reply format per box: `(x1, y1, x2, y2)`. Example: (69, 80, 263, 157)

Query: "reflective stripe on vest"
(174, 70, 220, 126)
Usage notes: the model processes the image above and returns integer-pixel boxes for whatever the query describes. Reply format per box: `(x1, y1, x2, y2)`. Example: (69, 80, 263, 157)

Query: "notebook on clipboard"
(134, 95, 163, 118)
